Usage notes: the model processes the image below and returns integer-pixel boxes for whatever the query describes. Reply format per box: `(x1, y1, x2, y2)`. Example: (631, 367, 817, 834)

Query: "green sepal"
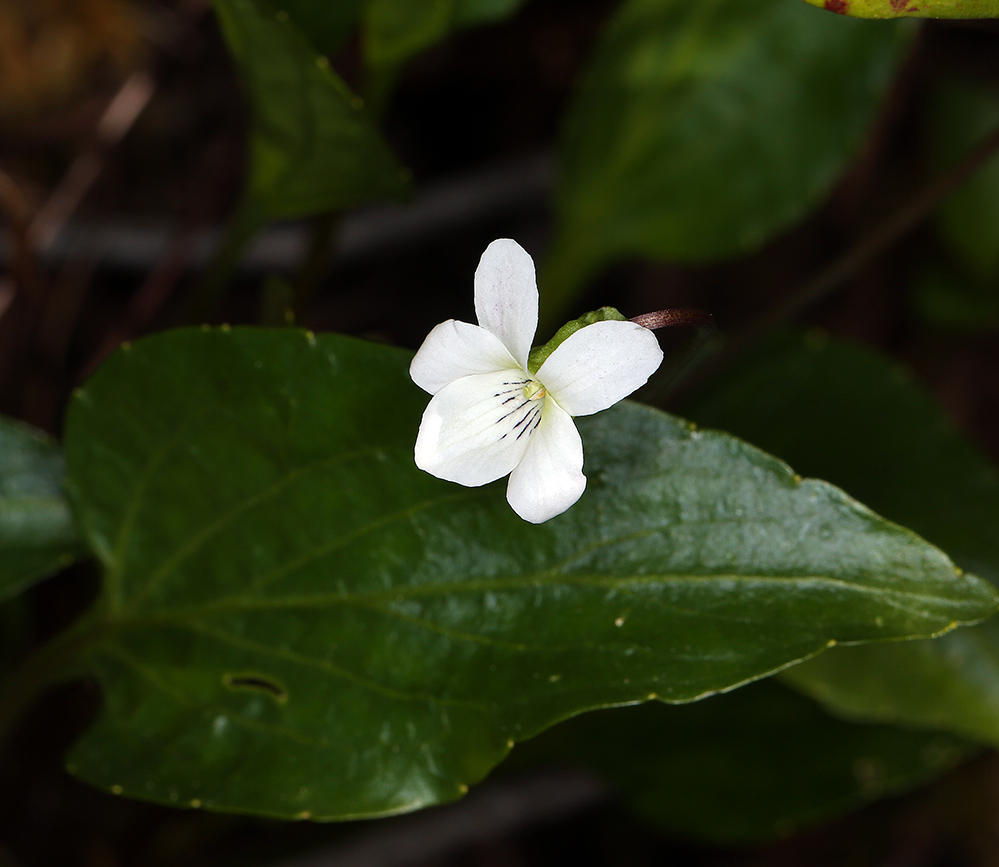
(527, 306, 627, 374)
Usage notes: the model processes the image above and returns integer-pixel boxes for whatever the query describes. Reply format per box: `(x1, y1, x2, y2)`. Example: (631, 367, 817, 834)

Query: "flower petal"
(506, 399, 585, 523)
(410, 319, 520, 395)
(414, 369, 541, 487)
(537, 320, 663, 417)
(473, 239, 538, 370)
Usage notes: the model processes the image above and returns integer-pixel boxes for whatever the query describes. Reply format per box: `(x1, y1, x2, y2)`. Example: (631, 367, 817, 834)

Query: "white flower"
(410, 239, 663, 523)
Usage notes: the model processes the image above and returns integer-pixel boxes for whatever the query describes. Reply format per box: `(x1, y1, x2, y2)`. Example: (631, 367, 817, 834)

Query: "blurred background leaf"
(515, 678, 972, 845)
(913, 263, 999, 331)
(0, 415, 81, 602)
(542, 0, 912, 326)
(213, 0, 409, 222)
(274, 0, 366, 56)
(913, 75, 999, 330)
(930, 76, 999, 284)
(361, 0, 529, 115)
(58, 327, 993, 819)
(686, 331, 999, 746)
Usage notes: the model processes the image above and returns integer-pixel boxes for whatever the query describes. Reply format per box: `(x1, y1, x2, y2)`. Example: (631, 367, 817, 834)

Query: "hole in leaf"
(222, 672, 287, 703)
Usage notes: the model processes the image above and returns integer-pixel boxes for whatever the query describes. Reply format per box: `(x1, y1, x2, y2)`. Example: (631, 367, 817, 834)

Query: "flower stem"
(182, 199, 264, 323)
(630, 308, 714, 333)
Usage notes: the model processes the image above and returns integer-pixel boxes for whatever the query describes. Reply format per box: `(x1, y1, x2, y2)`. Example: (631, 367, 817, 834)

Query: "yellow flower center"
(523, 380, 547, 401)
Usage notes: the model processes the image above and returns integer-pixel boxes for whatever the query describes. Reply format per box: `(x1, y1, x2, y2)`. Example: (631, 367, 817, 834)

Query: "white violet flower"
(410, 238, 664, 523)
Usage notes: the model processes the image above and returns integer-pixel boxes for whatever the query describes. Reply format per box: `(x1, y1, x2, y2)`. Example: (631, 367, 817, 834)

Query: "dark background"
(1, 0, 999, 864)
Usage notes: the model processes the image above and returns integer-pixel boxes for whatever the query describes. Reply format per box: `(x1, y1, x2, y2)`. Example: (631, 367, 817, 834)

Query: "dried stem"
(28, 71, 156, 252)
(630, 308, 715, 333)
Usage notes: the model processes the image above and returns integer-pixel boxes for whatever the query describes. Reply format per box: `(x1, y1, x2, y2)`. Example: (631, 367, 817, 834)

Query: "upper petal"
(414, 368, 539, 487)
(536, 320, 663, 417)
(473, 239, 538, 370)
(506, 398, 585, 523)
(410, 319, 520, 395)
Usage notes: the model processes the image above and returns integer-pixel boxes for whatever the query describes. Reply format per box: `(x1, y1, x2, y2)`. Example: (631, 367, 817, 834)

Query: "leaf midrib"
(109, 571, 968, 628)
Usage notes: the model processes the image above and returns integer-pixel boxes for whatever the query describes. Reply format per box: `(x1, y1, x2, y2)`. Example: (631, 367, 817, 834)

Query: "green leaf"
(362, 0, 527, 73)
(276, 0, 366, 55)
(799, 0, 999, 19)
(543, 0, 911, 325)
(453, 0, 525, 26)
(0, 416, 81, 601)
(517, 679, 971, 844)
(911, 79, 999, 330)
(275, 0, 364, 55)
(360, 0, 527, 114)
(685, 331, 999, 745)
(929, 77, 999, 284)
(214, 0, 409, 221)
(61, 328, 994, 819)
(363, 0, 452, 74)
(913, 263, 999, 332)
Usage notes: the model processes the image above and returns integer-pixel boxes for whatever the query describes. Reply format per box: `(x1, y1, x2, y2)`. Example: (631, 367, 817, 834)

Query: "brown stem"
(27, 71, 156, 252)
(630, 308, 715, 332)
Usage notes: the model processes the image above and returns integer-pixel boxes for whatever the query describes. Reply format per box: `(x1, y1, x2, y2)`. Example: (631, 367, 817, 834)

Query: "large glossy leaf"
(543, 0, 911, 324)
(61, 328, 994, 819)
(800, 0, 999, 18)
(0, 416, 80, 601)
(214, 0, 408, 220)
(686, 332, 999, 744)
(516, 679, 970, 844)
